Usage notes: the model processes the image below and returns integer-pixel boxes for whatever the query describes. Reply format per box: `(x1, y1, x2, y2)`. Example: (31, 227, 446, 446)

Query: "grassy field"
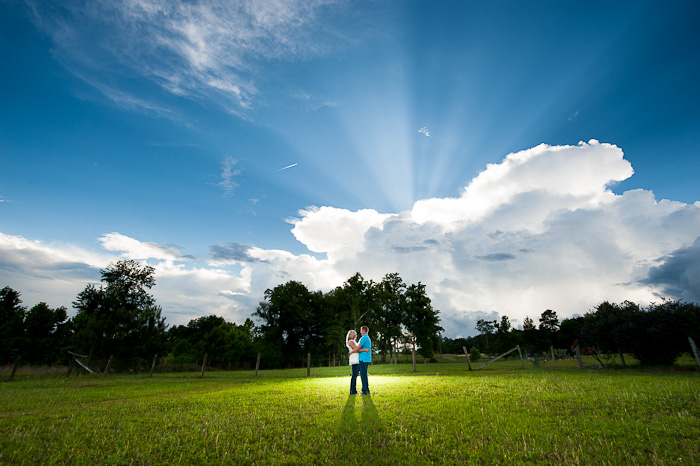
(1, 360, 699, 465)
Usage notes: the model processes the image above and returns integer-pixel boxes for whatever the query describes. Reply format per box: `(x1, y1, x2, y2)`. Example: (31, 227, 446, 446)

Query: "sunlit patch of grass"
(1, 365, 699, 465)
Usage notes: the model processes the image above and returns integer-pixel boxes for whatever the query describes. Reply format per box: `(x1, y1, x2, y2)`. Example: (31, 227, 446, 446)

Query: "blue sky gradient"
(1, 0, 699, 336)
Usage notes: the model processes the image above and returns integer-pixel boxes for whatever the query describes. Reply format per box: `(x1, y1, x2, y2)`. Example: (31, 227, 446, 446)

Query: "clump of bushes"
(469, 346, 481, 362)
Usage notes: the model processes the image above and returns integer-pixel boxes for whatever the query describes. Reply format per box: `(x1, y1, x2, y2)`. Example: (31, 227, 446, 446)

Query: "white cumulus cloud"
(410, 140, 633, 231)
(2, 141, 699, 336)
(290, 206, 392, 262)
(25, 0, 351, 116)
(281, 141, 700, 334)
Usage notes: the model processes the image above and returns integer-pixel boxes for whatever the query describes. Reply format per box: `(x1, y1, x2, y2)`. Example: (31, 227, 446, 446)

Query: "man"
(356, 325, 371, 395)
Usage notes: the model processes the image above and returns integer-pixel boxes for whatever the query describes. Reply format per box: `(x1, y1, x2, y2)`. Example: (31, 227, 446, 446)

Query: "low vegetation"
(2, 362, 698, 465)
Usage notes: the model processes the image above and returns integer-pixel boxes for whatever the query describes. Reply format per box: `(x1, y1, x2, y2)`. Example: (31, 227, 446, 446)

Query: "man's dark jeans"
(350, 363, 360, 394)
(359, 362, 370, 395)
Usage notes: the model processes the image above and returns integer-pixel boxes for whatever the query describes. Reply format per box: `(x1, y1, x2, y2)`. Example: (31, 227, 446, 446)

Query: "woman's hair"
(346, 329, 357, 342)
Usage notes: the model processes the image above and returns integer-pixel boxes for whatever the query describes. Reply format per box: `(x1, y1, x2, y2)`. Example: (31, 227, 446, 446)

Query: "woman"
(346, 330, 368, 395)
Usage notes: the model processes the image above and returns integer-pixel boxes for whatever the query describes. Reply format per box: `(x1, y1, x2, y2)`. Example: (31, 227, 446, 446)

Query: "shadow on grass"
(339, 395, 358, 436)
(336, 394, 383, 455)
(360, 395, 381, 431)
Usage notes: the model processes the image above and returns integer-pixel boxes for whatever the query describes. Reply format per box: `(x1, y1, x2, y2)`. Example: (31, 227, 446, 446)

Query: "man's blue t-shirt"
(358, 334, 371, 363)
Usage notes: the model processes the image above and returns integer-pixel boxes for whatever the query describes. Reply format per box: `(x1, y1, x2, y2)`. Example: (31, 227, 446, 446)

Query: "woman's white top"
(347, 342, 359, 365)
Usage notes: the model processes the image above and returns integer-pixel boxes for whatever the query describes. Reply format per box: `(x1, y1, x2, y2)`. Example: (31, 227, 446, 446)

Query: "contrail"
(278, 163, 298, 171)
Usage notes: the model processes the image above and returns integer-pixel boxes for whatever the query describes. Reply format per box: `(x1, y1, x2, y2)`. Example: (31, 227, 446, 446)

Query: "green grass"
(1, 363, 699, 465)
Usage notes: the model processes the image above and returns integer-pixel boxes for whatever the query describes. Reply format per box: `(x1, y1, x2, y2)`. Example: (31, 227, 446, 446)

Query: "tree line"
(3, 259, 698, 370)
(0, 261, 443, 371)
(441, 301, 700, 366)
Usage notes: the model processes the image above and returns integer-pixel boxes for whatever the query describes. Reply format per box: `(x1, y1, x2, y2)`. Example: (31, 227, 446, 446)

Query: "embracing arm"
(348, 341, 368, 354)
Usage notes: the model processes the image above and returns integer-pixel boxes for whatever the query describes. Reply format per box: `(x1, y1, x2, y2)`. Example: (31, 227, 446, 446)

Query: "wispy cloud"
(99, 232, 193, 261)
(71, 71, 189, 124)
(418, 126, 431, 137)
(25, 0, 351, 118)
(474, 253, 516, 262)
(209, 242, 266, 263)
(218, 156, 241, 196)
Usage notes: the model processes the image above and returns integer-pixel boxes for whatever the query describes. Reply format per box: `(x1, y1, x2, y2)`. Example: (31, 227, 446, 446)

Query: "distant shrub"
(628, 301, 700, 365)
(469, 346, 481, 362)
(580, 300, 700, 366)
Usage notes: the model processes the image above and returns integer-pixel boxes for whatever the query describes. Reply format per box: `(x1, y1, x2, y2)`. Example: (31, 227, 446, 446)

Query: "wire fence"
(3, 343, 699, 382)
(439, 350, 700, 371)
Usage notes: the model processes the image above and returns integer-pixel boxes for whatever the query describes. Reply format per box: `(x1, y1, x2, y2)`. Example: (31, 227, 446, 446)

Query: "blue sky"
(1, 0, 700, 337)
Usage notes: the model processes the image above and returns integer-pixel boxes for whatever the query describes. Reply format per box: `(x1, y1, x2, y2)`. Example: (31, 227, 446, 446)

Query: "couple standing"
(346, 326, 371, 395)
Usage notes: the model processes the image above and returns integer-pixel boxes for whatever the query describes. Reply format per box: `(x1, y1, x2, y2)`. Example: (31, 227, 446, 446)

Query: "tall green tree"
(557, 315, 584, 350)
(340, 272, 375, 328)
(252, 273, 441, 368)
(539, 309, 560, 332)
(224, 318, 257, 368)
(71, 284, 106, 360)
(23, 302, 69, 365)
(374, 273, 406, 363)
(72, 260, 167, 365)
(403, 282, 443, 359)
(322, 273, 380, 364)
(0, 286, 26, 364)
(579, 301, 639, 362)
(494, 315, 514, 352)
(521, 316, 544, 352)
(522, 316, 536, 332)
(253, 281, 323, 367)
(475, 319, 496, 353)
(539, 309, 560, 348)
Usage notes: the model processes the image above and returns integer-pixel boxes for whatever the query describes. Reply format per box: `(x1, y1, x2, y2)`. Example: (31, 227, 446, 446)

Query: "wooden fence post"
(462, 346, 473, 371)
(103, 355, 113, 376)
(67, 356, 74, 377)
(307, 353, 311, 377)
(575, 345, 583, 368)
(255, 353, 261, 376)
(200, 353, 208, 377)
(517, 345, 525, 368)
(9, 356, 21, 382)
(149, 354, 158, 376)
(689, 337, 700, 368)
(618, 348, 627, 367)
(412, 345, 417, 372)
(550, 346, 556, 367)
